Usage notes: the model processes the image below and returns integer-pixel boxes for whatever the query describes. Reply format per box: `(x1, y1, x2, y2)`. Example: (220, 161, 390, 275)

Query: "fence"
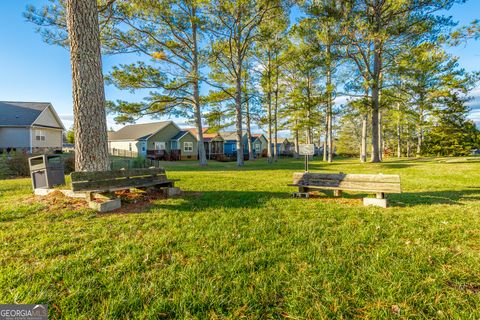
(109, 148, 138, 158)
(109, 158, 163, 170)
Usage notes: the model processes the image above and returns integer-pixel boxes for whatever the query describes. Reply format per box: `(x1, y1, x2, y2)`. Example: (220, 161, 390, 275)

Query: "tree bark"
(66, 0, 109, 172)
(326, 44, 333, 163)
(245, 94, 254, 161)
(235, 68, 244, 166)
(273, 62, 279, 162)
(370, 47, 381, 163)
(416, 106, 424, 157)
(378, 108, 383, 161)
(266, 54, 273, 163)
(192, 12, 207, 166)
(397, 103, 402, 158)
(360, 113, 368, 162)
(294, 126, 300, 159)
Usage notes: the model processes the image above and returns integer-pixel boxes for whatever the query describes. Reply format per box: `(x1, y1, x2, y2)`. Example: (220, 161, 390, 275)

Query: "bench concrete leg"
(292, 192, 309, 198)
(166, 187, 181, 197)
(333, 190, 342, 197)
(363, 197, 388, 208)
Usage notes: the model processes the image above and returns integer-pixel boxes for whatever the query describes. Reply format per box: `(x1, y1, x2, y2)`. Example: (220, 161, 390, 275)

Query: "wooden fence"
(109, 148, 138, 158)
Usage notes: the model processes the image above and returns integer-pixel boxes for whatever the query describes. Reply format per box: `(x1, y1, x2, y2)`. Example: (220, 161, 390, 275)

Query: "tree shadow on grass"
(150, 190, 292, 212)
(388, 188, 480, 207)
(148, 188, 480, 212)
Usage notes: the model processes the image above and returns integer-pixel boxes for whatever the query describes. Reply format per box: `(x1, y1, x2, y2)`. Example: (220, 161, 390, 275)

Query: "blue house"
(219, 131, 247, 156)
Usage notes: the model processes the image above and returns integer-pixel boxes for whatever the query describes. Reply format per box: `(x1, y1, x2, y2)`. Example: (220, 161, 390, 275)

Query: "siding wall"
(146, 123, 179, 152)
(110, 140, 141, 154)
(31, 127, 62, 148)
(179, 133, 198, 160)
(0, 127, 30, 148)
(34, 107, 63, 128)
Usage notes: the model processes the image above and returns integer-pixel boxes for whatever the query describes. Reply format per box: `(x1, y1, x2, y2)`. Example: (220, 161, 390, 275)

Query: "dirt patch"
(27, 190, 87, 212)
(108, 189, 168, 214)
(448, 281, 480, 294)
(29, 189, 170, 214)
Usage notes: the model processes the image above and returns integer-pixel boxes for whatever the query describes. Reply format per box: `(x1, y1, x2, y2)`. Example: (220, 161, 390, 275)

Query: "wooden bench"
(70, 168, 178, 212)
(288, 172, 401, 207)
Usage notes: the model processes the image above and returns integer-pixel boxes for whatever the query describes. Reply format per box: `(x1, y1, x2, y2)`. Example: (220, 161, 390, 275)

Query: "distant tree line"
(26, 0, 480, 166)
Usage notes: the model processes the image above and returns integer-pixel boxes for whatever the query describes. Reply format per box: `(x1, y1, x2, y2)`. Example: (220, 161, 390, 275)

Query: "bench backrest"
(71, 168, 167, 192)
(293, 172, 401, 193)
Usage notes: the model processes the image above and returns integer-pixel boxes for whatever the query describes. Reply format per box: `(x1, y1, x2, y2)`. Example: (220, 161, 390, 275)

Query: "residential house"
(0, 101, 65, 153)
(274, 138, 294, 156)
(219, 131, 248, 156)
(243, 134, 267, 158)
(188, 128, 225, 160)
(108, 121, 198, 160)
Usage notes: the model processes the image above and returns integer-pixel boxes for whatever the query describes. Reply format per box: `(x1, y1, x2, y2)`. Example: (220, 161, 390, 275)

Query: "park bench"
(288, 172, 401, 208)
(70, 168, 179, 212)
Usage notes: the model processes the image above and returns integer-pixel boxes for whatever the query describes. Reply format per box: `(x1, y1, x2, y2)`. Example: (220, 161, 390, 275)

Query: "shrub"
(64, 156, 75, 174)
(6, 153, 30, 177)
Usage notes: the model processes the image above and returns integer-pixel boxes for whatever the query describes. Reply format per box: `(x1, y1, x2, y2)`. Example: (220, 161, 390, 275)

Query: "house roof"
(171, 130, 190, 141)
(108, 121, 174, 141)
(219, 131, 242, 141)
(0, 101, 53, 126)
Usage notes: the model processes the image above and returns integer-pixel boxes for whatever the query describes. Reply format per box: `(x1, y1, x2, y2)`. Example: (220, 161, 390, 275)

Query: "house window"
(155, 142, 166, 150)
(35, 130, 46, 141)
(129, 143, 132, 151)
(232, 144, 236, 151)
(183, 142, 193, 152)
(255, 143, 260, 151)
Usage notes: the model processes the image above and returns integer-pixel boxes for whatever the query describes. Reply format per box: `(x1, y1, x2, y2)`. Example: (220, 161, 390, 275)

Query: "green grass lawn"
(1, 157, 480, 319)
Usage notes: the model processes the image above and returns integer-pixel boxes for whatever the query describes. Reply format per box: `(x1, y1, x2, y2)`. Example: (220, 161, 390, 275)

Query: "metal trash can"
(29, 155, 65, 190)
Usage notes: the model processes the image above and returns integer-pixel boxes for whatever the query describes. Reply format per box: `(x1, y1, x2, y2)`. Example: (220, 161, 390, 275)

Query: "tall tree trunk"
(66, 0, 109, 172)
(406, 126, 411, 158)
(416, 106, 424, 157)
(326, 44, 333, 163)
(294, 119, 300, 159)
(245, 94, 254, 161)
(192, 14, 207, 166)
(360, 113, 368, 162)
(273, 62, 279, 162)
(370, 2, 382, 163)
(370, 51, 381, 162)
(323, 123, 327, 161)
(235, 75, 244, 166)
(397, 103, 401, 158)
(378, 108, 383, 161)
(244, 70, 254, 160)
(266, 54, 273, 163)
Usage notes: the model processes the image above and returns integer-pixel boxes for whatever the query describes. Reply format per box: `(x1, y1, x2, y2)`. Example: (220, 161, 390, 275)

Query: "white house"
(0, 101, 65, 153)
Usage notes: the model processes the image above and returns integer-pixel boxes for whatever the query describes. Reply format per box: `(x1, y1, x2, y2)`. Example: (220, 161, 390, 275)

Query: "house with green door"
(108, 121, 198, 160)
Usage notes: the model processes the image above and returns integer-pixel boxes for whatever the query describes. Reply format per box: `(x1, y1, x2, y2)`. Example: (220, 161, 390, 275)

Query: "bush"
(5, 153, 30, 177)
(64, 156, 75, 174)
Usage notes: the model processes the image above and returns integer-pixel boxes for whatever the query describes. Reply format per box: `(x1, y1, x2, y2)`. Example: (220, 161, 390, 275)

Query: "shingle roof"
(219, 131, 240, 141)
(0, 101, 50, 126)
(108, 121, 173, 141)
(171, 130, 189, 140)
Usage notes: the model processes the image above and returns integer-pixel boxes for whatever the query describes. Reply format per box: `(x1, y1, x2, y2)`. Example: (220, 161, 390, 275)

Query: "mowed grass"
(1, 157, 480, 319)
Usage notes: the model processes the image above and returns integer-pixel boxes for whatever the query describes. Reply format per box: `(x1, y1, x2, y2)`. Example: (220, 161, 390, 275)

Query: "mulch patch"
(28, 189, 169, 214)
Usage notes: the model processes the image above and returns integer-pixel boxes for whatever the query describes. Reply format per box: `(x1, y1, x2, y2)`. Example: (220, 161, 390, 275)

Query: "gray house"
(0, 101, 65, 153)
(108, 121, 198, 160)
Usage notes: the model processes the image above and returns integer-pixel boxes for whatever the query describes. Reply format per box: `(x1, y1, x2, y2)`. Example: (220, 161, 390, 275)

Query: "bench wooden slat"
(291, 172, 401, 194)
(293, 173, 400, 184)
(71, 168, 166, 181)
(290, 183, 400, 194)
(72, 176, 172, 192)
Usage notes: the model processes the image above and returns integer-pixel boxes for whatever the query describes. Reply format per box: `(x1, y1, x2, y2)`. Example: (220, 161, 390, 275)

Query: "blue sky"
(1, 0, 479, 131)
